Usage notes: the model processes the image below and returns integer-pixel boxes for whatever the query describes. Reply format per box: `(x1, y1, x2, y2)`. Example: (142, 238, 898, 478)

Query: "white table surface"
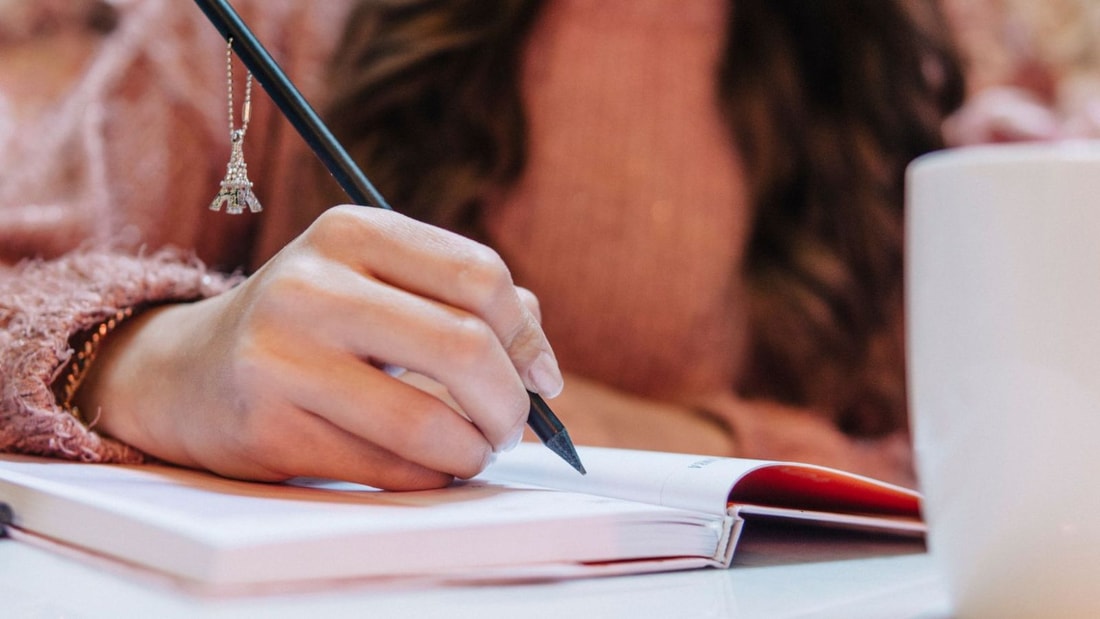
(0, 521, 953, 619)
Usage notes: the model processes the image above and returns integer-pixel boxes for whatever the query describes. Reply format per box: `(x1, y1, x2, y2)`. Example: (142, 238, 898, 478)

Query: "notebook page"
(483, 444, 776, 516)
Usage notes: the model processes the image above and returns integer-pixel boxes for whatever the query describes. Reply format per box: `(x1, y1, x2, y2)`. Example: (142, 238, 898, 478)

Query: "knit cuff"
(0, 247, 240, 463)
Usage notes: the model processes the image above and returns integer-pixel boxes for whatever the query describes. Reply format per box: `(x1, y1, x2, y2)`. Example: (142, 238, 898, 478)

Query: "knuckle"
(307, 204, 357, 242)
(439, 314, 498, 369)
(502, 312, 543, 363)
(515, 287, 542, 322)
(454, 245, 512, 310)
(305, 204, 384, 252)
(263, 267, 312, 304)
(248, 257, 333, 324)
(318, 203, 366, 228)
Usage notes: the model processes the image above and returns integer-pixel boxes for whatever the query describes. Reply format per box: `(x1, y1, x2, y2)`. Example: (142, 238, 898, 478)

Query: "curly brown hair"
(322, 0, 965, 437)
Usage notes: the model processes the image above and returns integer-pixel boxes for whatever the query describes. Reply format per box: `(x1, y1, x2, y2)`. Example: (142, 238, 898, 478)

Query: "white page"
(485, 444, 921, 519)
(483, 444, 776, 516)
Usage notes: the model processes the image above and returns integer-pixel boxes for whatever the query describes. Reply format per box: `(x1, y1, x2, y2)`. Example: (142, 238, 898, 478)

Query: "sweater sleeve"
(0, 248, 239, 463)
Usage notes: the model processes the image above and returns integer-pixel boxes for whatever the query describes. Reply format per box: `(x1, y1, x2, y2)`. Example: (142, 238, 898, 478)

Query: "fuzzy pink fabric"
(0, 250, 235, 462)
(0, 0, 350, 462)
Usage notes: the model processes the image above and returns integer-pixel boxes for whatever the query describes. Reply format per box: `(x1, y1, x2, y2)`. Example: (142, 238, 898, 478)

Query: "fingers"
(515, 287, 543, 323)
(283, 425, 456, 491)
(279, 260, 530, 452)
(306, 206, 564, 398)
(206, 323, 492, 488)
(275, 347, 495, 479)
(176, 205, 564, 487)
(227, 400, 460, 491)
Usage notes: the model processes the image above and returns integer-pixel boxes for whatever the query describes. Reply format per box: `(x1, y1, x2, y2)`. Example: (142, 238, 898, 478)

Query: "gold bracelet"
(59, 307, 134, 424)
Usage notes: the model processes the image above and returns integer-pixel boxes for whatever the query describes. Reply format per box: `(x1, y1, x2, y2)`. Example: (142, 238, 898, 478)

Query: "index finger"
(309, 206, 564, 398)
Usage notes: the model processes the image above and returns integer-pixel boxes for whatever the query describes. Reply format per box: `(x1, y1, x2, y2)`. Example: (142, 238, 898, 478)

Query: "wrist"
(54, 306, 138, 425)
(66, 304, 175, 440)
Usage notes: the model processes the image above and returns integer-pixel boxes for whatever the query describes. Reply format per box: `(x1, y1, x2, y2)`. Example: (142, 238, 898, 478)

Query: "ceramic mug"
(907, 141, 1100, 618)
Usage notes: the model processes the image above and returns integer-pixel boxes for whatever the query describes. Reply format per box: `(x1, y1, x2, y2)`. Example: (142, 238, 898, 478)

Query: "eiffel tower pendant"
(209, 129, 262, 215)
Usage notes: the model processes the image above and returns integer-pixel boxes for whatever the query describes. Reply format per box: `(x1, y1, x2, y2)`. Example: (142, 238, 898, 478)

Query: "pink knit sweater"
(0, 0, 352, 462)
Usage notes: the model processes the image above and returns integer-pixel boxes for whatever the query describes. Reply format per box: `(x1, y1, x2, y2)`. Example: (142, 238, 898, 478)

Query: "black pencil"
(193, 0, 585, 475)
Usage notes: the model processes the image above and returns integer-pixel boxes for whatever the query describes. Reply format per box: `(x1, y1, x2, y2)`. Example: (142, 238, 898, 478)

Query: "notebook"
(0, 444, 922, 593)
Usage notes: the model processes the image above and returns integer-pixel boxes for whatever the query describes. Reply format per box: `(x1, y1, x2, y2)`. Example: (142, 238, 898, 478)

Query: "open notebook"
(0, 444, 922, 593)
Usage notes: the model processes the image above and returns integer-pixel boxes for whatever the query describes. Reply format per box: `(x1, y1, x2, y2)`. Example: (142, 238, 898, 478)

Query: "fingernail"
(527, 351, 563, 398)
(380, 363, 406, 377)
(501, 427, 524, 452)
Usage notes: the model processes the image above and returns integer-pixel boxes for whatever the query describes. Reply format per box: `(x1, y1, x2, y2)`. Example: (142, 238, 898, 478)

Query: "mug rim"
(911, 139, 1100, 172)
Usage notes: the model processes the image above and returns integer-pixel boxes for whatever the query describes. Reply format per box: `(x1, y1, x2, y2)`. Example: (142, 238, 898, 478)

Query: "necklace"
(209, 38, 262, 214)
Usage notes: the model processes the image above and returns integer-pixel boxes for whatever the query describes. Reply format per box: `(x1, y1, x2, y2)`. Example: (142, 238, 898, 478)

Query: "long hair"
(323, 0, 965, 436)
(322, 0, 542, 234)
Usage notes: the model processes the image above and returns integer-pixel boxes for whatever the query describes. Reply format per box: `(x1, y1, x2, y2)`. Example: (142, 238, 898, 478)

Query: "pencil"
(193, 0, 585, 475)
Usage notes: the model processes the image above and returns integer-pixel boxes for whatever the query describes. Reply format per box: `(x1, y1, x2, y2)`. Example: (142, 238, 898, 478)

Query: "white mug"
(907, 141, 1100, 618)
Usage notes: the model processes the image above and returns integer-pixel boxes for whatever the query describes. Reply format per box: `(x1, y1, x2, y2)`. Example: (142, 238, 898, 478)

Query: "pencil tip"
(546, 431, 586, 475)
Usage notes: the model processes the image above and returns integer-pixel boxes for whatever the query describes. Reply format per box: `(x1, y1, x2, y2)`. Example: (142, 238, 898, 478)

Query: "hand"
(78, 206, 563, 490)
